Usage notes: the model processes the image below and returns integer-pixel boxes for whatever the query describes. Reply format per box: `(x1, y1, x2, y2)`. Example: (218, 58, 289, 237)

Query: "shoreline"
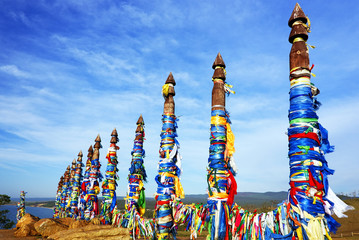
(4, 204, 53, 210)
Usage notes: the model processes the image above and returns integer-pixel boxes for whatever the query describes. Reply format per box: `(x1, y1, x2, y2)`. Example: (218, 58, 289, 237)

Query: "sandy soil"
(1, 228, 359, 240)
(0, 229, 40, 240)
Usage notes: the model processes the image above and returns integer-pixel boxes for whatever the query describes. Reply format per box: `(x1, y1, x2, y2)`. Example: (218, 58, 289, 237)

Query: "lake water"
(0, 205, 54, 229)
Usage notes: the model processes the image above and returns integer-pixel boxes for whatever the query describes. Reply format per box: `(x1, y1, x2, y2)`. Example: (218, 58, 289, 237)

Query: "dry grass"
(332, 198, 359, 238)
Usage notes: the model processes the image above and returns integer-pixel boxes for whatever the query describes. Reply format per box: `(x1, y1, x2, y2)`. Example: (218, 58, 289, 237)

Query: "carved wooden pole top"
(163, 72, 176, 115)
(166, 72, 176, 86)
(87, 145, 93, 158)
(64, 165, 71, 182)
(212, 52, 226, 111)
(288, 3, 307, 27)
(289, 3, 309, 71)
(212, 52, 226, 70)
(92, 134, 102, 160)
(58, 176, 64, 188)
(136, 114, 144, 125)
(136, 115, 145, 133)
(110, 128, 119, 144)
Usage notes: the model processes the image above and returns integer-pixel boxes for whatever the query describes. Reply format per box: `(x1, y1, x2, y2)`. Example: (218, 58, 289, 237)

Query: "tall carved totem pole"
(155, 73, 184, 240)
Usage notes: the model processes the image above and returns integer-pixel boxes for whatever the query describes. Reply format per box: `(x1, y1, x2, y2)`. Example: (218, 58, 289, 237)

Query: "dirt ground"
(1, 228, 359, 240)
(0, 229, 40, 240)
(2, 199, 358, 239)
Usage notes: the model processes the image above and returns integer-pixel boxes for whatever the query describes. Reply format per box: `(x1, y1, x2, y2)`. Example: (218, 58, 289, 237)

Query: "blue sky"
(0, 0, 358, 199)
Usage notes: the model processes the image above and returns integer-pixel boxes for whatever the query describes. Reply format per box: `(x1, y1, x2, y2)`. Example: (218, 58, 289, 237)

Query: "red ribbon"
(227, 171, 237, 206)
(289, 132, 320, 145)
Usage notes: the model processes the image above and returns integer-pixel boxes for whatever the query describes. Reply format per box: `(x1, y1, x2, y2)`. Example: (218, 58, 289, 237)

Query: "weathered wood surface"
(212, 52, 226, 111)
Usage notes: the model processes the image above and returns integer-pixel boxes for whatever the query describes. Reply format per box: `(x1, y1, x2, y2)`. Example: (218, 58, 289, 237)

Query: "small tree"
(0, 194, 15, 229)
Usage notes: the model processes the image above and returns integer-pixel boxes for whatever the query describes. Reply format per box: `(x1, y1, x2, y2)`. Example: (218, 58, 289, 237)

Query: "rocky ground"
(0, 213, 130, 240)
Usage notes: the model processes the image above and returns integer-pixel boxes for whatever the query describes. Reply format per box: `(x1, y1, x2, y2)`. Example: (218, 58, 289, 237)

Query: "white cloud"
(0, 65, 29, 78)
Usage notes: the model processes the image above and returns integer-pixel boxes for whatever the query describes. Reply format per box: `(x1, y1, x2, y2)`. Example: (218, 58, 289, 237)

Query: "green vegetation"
(0, 194, 15, 229)
(26, 201, 55, 208)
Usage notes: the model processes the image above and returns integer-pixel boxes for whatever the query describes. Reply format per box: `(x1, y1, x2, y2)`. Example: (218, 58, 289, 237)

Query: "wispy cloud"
(0, 65, 29, 78)
(0, 0, 358, 198)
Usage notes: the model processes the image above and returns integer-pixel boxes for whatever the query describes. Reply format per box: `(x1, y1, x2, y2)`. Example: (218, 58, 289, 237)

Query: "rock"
(48, 224, 130, 240)
(69, 220, 89, 229)
(34, 218, 68, 237)
(15, 213, 40, 229)
(58, 217, 74, 227)
(14, 213, 40, 237)
(90, 217, 101, 225)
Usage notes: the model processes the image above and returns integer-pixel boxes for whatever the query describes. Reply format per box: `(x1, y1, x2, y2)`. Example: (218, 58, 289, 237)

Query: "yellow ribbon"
(296, 226, 304, 240)
(293, 37, 305, 43)
(209, 192, 229, 199)
(226, 122, 235, 158)
(162, 84, 170, 98)
(211, 115, 227, 125)
(290, 77, 311, 87)
(94, 186, 100, 195)
(163, 172, 185, 199)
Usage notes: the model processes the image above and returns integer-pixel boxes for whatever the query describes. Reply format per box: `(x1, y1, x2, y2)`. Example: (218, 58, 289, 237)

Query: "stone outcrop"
(69, 219, 90, 229)
(12, 214, 129, 239)
(48, 224, 130, 240)
(34, 218, 68, 237)
(14, 213, 40, 237)
(57, 217, 74, 227)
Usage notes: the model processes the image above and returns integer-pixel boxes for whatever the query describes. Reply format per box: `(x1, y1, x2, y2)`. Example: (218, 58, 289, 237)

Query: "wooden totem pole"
(60, 165, 70, 218)
(100, 129, 120, 224)
(155, 73, 184, 240)
(123, 115, 147, 236)
(66, 158, 77, 217)
(207, 53, 237, 240)
(79, 145, 93, 220)
(16, 191, 26, 221)
(70, 151, 83, 218)
(287, 3, 351, 238)
(85, 135, 102, 220)
(53, 176, 64, 218)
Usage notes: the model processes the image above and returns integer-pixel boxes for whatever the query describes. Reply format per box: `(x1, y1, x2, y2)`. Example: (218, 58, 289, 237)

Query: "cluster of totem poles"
(23, 3, 353, 240)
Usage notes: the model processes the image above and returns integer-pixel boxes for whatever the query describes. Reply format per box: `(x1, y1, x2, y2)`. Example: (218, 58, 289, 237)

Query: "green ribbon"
(289, 118, 318, 124)
(298, 145, 310, 154)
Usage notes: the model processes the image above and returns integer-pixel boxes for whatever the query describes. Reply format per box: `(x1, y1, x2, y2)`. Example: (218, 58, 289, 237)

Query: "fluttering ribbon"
(286, 55, 352, 238)
(207, 108, 237, 240)
(155, 113, 183, 240)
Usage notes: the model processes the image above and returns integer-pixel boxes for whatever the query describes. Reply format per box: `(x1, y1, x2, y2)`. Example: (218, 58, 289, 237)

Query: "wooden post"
(163, 72, 176, 115)
(53, 176, 64, 218)
(288, 3, 340, 238)
(69, 151, 83, 219)
(100, 129, 120, 224)
(155, 73, 183, 240)
(207, 53, 237, 240)
(60, 165, 70, 218)
(212, 53, 226, 111)
(66, 158, 77, 217)
(123, 115, 147, 236)
(84, 135, 102, 220)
